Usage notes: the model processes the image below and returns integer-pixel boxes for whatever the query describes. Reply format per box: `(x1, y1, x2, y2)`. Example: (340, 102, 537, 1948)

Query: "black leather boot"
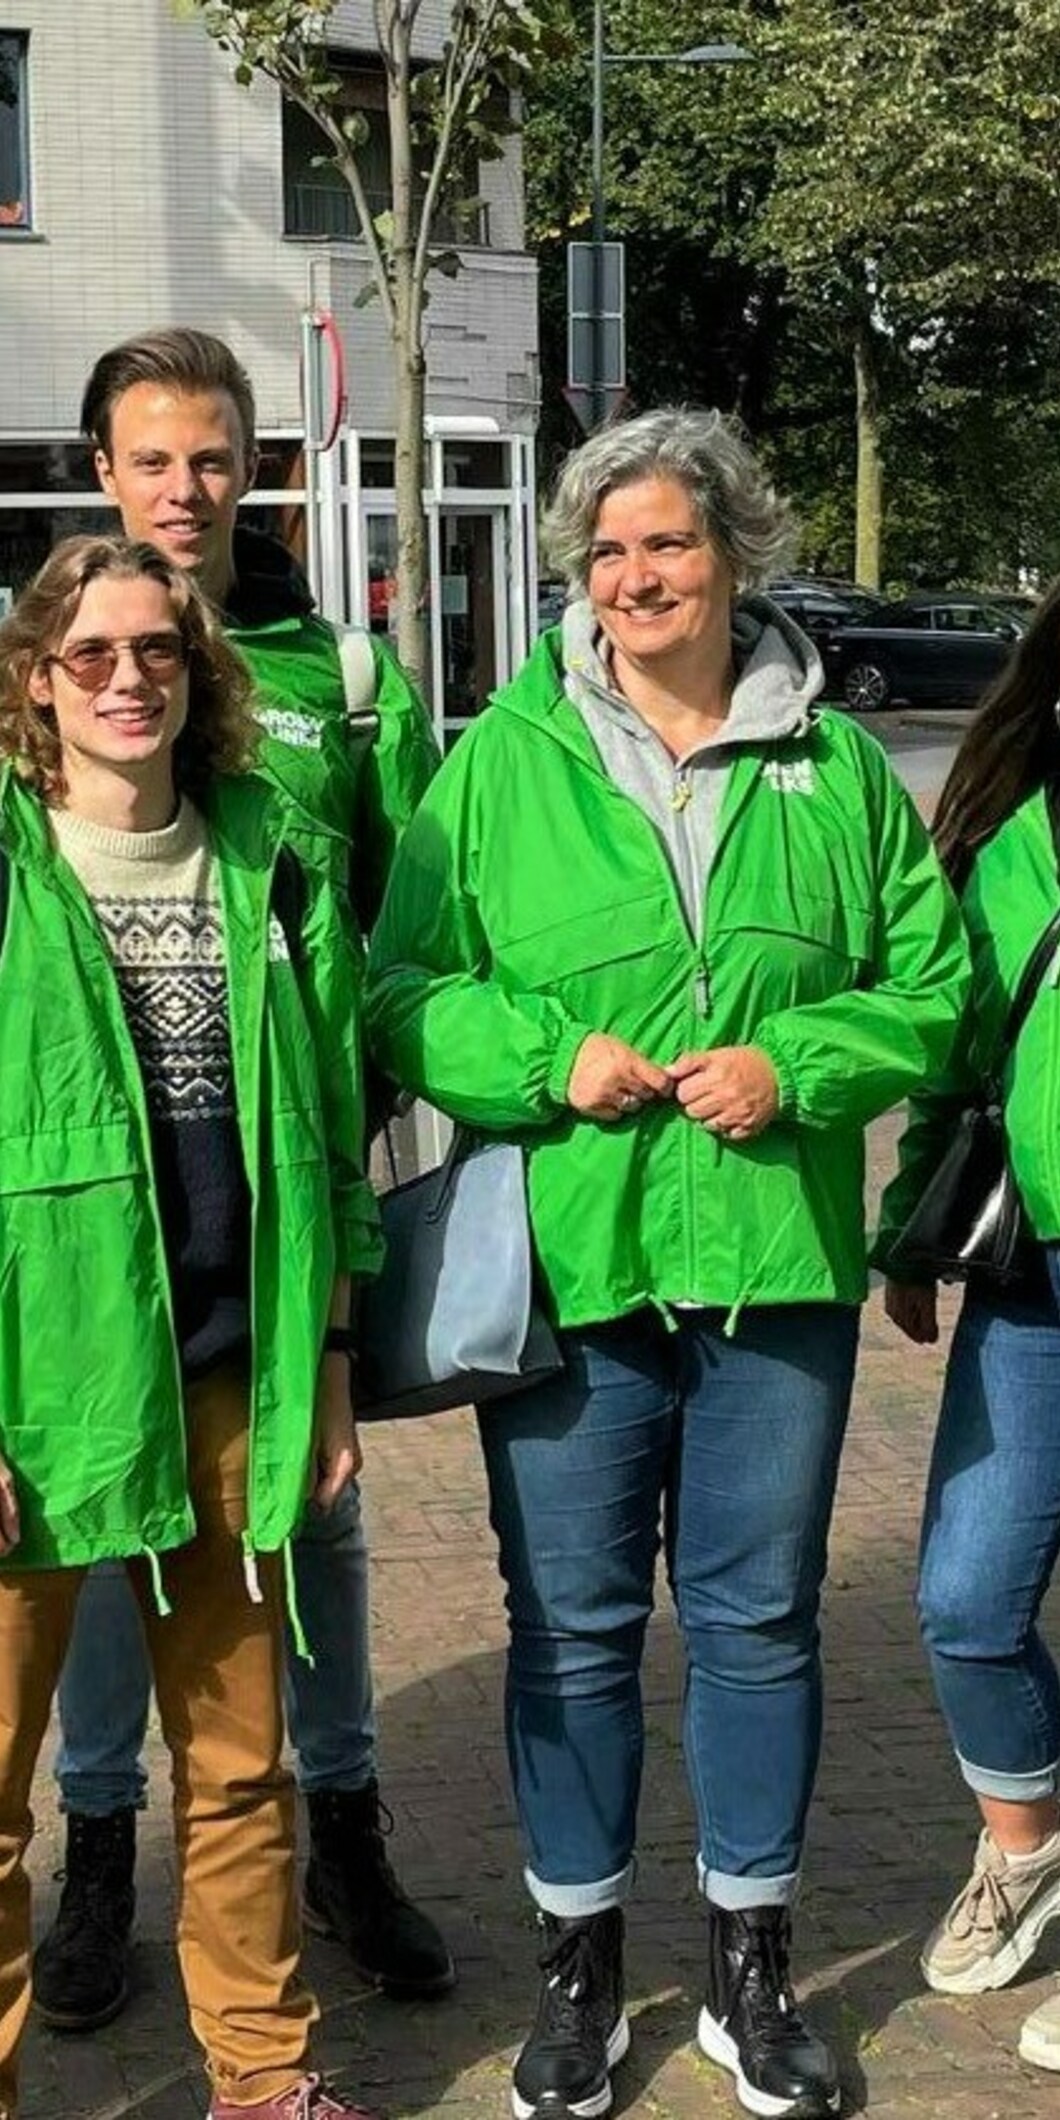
(512, 1907, 629, 2119)
(698, 1902, 840, 2118)
(303, 1782, 455, 1997)
(33, 1808, 137, 2031)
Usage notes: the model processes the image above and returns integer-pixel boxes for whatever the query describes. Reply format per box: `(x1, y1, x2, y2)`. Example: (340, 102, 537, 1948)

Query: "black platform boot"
(698, 1901, 840, 2118)
(512, 1907, 629, 2119)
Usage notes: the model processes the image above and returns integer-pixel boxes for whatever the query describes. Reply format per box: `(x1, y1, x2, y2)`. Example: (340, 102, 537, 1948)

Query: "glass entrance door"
(438, 508, 507, 739)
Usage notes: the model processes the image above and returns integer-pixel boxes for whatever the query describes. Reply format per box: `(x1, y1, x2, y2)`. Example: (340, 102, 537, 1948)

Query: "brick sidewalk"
(19, 1117, 1060, 2120)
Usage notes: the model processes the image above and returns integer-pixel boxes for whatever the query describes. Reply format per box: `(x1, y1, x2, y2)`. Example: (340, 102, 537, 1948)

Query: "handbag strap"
(999, 905, 1060, 1058)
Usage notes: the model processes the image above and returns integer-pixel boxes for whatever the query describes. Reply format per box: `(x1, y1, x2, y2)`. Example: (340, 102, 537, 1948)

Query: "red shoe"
(209, 2075, 380, 2119)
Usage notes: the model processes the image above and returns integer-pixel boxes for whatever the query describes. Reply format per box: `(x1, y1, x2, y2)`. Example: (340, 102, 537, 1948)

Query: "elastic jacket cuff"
(546, 1020, 595, 1108)
(754, 1035, 799, 1120)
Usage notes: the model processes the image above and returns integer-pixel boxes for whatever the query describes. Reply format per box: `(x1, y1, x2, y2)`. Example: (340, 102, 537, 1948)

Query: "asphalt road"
(844, 706, 967, 804)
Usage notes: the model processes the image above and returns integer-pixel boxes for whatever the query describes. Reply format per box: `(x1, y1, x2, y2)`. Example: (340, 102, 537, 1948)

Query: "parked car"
(823, 592, 1025, 711)
(767, 576, 886, 650)
(537, 580, 568, 632)
(977, 588, 1038, 620)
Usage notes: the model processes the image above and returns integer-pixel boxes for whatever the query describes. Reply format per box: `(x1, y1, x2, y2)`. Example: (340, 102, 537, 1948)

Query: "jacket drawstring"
(241, 1529, 263, 1605)
(283, 1537, 315, 1666)
(722, 1196, 802, 1340)
(145, 1547, 172, 1618)
(650, 1298, 680, 1334)
(723, 1296, 746, 1341)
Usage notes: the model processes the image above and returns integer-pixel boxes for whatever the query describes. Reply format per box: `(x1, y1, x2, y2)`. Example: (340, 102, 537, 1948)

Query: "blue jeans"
(478, 1303, 859, 1918)
(55, 1481, 376, 1811)
(919, 1248, 1060, 1802)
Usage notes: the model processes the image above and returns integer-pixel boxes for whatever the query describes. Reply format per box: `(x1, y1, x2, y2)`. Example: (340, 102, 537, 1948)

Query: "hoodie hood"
(225, 525, 315, 626)
(729, 591, 825, 739)
(551, 591, 826, 946)
(561, 589, 823, 751)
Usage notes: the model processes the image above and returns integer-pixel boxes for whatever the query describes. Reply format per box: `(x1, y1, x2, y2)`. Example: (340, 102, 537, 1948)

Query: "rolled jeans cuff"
(699, 1856, 800, 1911)
(525, 1860, 635, 1919)
(957, 1750, 1060, 1804)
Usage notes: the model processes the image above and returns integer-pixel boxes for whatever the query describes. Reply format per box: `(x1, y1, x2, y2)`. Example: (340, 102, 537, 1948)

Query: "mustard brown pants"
(0, 1367, 317, 2119)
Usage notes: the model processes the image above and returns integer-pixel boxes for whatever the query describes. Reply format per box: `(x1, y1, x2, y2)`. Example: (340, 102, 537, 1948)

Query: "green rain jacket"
(224, 528, 439, 933)
(367, 624, 970, 1327)
(0, 768, 382, 1575)
(876, 784, 1060, 1265)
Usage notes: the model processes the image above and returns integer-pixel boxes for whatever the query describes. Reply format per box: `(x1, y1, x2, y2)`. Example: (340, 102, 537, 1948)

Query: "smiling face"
(29, 571, 190, 808)
(587, 473, 735, 677)
(95, 383, 255, 604)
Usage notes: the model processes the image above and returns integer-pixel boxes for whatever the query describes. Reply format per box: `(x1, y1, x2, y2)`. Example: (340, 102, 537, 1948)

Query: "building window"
(0, 32, 29, 230)
(282, 63, 488, 247)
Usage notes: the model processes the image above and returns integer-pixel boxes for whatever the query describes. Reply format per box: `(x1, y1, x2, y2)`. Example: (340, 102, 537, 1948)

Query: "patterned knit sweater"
(50, 799, 251, 1377)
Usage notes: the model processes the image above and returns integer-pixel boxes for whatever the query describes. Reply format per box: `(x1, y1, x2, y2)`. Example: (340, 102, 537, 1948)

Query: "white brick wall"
(0, 0, 536, 435)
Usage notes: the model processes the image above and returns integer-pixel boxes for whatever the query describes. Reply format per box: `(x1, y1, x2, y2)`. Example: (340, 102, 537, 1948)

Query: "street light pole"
(584, 25, 754, 431)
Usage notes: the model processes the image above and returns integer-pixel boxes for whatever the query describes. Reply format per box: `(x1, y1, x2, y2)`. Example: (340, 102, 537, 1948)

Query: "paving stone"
(15, 1099, 1060, 2118)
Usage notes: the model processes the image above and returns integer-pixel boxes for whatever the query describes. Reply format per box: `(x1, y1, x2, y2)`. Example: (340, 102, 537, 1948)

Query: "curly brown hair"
(0, 535, 258, 800)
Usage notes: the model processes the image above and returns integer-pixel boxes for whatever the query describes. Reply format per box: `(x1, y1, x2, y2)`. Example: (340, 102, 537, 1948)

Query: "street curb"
(898, 708, 976, 732)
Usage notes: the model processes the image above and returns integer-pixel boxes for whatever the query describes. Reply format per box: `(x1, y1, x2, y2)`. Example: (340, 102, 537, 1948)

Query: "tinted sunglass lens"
(65, 648, 115, 687)
(138, 638, 184, 673)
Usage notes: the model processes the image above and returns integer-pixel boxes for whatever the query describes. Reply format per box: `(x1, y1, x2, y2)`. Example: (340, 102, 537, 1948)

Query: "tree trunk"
(392, 330, 428, 691)
(854, 319, 882, 589)
(388, 18, 429, 693)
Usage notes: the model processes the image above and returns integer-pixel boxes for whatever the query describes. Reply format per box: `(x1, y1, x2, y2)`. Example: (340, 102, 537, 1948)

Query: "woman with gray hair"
(367, 407, 967, 2120)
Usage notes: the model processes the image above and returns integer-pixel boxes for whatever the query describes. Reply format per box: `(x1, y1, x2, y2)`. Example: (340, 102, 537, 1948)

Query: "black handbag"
(889, 904, 1060, 1285)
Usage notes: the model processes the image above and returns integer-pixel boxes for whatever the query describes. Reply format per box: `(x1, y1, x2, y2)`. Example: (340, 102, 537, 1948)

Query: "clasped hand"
(567, 1032, 779, 1139)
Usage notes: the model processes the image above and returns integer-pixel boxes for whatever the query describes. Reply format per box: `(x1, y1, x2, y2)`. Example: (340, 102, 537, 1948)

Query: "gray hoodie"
(561, 593, 824, 942)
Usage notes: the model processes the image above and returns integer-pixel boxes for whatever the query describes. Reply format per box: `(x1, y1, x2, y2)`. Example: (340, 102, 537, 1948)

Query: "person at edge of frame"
(30, 328, 450, 2042)
(0, 530, 382, 2120)
(877, 580, 1060, 2073)
(365, 405, 970, 2120)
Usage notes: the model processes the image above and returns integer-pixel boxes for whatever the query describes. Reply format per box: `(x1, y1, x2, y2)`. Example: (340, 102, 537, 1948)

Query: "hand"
(567, 1032, 673, 1123)
(884, 1279, 939, 1345)
(666, 1046, 780, 1140)
(311, 1355, 362, 1509)
(0, 1456, 19, 1555)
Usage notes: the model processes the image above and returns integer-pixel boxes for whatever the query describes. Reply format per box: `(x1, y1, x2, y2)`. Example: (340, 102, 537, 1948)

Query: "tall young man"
(33, 330, 451, 2036)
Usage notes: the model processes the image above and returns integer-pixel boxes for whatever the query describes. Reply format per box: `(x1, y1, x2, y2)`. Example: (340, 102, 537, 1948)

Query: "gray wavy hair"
(542, 406, 796, 594)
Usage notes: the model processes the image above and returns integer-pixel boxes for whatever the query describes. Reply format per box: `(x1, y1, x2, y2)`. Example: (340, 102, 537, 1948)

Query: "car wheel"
(843, 661, 892, 712)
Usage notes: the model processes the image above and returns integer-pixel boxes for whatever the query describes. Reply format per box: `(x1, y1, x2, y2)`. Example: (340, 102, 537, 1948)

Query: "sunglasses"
(46, 631, 188, 693)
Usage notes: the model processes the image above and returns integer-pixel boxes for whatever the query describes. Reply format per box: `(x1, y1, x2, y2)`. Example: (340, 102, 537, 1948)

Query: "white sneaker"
(1020, 1988, 1060, 2071)
(920, 1827, 1060, 1995)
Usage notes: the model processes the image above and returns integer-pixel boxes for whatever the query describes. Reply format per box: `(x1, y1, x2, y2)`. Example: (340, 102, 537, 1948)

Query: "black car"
(767, 576, 886, 650)
(537, 580, 568, 632)
(824, 593, 1025, 711)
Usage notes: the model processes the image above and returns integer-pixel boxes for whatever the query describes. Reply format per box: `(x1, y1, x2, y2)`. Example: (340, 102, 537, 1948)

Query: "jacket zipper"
(685, 961, 714, 1299)
(47, 855, 190, 1543)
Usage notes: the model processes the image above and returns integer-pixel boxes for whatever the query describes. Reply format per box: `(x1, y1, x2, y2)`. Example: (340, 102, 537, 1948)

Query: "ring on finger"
(619, 1089, 640, 1112)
